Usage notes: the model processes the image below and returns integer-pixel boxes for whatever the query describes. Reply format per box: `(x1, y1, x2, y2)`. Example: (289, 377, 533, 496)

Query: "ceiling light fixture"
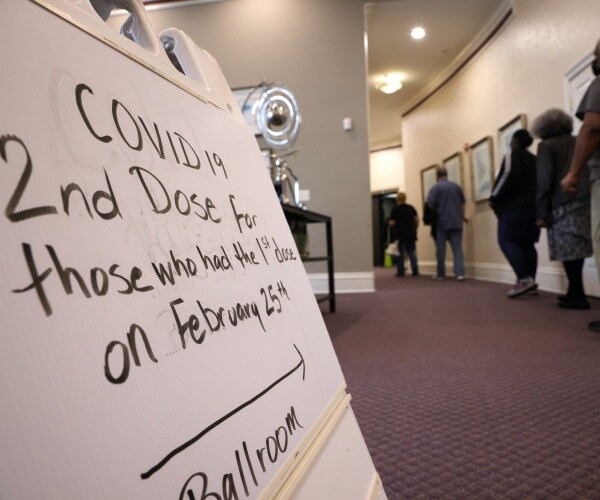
(411, 26, 426, 40)
(378, 76, 402, 94)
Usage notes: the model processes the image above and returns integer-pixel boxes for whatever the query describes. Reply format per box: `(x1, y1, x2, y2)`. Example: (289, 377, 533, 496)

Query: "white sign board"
(0, 2, 345, 498)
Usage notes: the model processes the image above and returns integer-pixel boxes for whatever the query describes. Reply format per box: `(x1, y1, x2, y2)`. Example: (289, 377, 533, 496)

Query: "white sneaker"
(507, 277, 538, 298)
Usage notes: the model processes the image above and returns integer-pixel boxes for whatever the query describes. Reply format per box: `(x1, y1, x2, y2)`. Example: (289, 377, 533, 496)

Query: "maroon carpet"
(323, 269, 600, 499)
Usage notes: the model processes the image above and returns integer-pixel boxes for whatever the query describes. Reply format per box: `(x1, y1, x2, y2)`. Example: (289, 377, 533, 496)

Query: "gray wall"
(135, 0, 373, 273)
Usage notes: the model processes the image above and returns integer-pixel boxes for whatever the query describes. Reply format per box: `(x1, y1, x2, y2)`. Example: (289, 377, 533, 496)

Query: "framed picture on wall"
(470, 136, 494, 202)
(498, 113, 527, 162)
(421, 164, 438, 201)
(442, 152, 463, 187)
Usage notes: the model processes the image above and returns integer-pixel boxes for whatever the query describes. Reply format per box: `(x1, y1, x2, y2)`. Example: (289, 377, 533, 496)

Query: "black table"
(281, 204, 335, 313)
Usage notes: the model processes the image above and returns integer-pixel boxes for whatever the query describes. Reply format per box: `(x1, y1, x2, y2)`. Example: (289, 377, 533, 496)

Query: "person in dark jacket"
(532, 108, 592, 309)
(388, 192, 419, 277)
(490, 129, 539, 298)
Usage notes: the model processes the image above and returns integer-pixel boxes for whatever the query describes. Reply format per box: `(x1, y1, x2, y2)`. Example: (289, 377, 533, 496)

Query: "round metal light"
(254, 85, 301, 149)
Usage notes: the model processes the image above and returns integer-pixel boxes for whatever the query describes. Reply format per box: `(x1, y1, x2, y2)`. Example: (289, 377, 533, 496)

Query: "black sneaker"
(558, 298, 590, 310)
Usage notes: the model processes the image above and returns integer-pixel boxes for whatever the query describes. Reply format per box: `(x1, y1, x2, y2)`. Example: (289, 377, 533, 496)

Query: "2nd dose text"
(0, 135, 222, 223)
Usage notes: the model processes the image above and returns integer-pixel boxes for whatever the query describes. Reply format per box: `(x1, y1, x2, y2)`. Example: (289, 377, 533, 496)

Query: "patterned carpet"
(323, 269, 600, 499)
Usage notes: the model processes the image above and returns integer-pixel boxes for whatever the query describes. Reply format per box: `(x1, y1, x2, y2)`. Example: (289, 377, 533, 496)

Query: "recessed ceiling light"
(411, 27, 426, 40)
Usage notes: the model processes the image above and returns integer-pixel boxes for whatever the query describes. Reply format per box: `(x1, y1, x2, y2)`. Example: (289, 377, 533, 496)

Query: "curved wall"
(402, 0, 600, 288)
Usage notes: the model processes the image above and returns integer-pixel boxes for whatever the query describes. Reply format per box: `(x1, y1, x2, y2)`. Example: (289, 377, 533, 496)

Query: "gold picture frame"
(470, 136, 494, 202)
(420, 164, 438, 202)
(498, 113, 527, 161)
(442, 152, 463, 187)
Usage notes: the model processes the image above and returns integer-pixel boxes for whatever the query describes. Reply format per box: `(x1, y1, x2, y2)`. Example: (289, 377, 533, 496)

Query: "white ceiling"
(366, 0, 509, 151)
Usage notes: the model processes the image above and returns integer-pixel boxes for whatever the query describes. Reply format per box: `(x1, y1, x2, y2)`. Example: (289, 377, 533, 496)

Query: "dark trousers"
(563, 258, 586, 300)
(397, 240, 418, 276)
(497, 210, 540, 280)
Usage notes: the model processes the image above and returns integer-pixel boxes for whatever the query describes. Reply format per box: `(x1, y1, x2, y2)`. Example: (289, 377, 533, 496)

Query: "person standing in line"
(532, 108, 592, 309)
(388, 192, 419, 277)
(490, 129, 539, 298)
(561, 39, 600, 332)
(426, 167, 467, 280)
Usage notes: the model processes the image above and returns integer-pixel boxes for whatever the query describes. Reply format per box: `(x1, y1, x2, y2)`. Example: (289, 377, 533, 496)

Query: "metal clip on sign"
(41, 0, 242, 119)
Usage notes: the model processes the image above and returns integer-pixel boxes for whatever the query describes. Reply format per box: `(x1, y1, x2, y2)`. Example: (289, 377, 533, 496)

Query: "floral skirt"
(547, 200, 593, 261)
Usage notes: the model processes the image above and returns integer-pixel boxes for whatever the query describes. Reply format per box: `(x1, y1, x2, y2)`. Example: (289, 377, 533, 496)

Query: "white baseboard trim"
(307, 272, 375, 294)
(418, 260, 568, 293)
(309, 264, 595, 297)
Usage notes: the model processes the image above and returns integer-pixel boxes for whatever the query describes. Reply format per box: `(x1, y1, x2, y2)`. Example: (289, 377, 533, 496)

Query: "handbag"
(385, 240, 400, 257)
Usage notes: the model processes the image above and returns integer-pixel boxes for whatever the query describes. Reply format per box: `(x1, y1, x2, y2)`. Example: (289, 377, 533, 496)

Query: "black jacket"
(490, 148, 536, 215)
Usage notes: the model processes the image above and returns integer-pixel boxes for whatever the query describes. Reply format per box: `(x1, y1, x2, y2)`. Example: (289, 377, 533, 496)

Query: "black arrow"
(141, 343, 306, 480)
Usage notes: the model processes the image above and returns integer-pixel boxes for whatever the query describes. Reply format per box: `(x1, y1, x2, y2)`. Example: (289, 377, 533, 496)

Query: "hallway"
(324, 269, 600, 498)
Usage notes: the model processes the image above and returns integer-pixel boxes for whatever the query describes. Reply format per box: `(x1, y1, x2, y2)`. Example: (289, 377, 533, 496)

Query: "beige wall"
(113, 0, 373, 274)
(370, 147, 404, 193)
(402, 0, 600, 278)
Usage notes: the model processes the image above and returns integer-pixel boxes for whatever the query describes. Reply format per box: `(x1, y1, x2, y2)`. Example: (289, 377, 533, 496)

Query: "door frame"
(372, 189, 397, 267)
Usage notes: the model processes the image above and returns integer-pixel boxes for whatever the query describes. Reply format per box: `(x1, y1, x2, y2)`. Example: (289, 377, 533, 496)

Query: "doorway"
(372, 190, 397, 267)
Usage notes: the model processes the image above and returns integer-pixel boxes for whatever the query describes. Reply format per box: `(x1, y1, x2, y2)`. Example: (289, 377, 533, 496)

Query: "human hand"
(560, 171, 579, 195)
(536, 219, 547, 228)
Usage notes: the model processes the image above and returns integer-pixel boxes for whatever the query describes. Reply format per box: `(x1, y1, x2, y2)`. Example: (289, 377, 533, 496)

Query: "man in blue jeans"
(426, 167, 468, 280)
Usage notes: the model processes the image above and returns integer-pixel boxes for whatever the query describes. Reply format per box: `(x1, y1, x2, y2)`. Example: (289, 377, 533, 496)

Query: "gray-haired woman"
(532, 108, 592, 309)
